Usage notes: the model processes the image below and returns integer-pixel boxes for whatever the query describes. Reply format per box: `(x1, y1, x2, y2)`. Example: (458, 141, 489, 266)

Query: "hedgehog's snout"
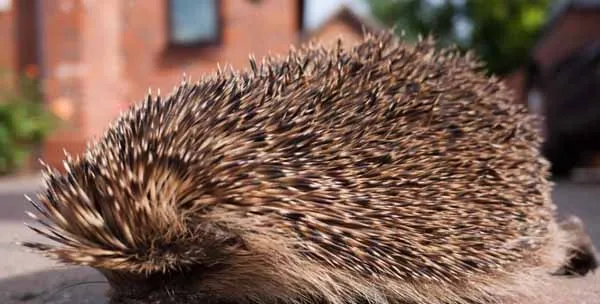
(107, 287, 192, 304)
(102, 268, 207, 304)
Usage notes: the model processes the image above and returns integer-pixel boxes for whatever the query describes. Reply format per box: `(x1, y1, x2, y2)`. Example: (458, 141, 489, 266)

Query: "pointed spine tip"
(249, 54, 258, 74)
(25, 211, 39, 220)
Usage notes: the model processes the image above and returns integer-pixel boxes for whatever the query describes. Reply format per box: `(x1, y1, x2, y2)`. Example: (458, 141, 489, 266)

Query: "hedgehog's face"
(102, 270, 210, 304)
(107, 291, 203, 304)
(24, 155, 274, 303)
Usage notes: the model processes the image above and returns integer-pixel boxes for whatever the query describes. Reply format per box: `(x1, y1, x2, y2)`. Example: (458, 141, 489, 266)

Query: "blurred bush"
(0, 66, 57, 175)
(367, 0, 552, 76)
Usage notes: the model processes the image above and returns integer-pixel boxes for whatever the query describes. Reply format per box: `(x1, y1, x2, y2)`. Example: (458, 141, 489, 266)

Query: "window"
(169, 0, 220, 46)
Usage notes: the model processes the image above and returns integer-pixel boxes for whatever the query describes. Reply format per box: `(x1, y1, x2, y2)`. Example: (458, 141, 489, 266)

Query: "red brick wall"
(81, 0, 125, 139)
(533, 11, 600, 67)
(121, 0, 301, 104)
(305, 19, 364, 49)
(39, 0, 87, 167)
(38, 0, 303, 168)
(15, 0, 39, 72)
(0, 3, 16, 86)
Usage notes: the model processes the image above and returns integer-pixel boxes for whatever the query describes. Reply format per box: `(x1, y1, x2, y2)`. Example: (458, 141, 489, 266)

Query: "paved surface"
(0, 176, 599, 303)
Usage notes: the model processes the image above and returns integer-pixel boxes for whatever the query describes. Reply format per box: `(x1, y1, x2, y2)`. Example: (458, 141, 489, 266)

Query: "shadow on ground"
(0, 268, 107, 304)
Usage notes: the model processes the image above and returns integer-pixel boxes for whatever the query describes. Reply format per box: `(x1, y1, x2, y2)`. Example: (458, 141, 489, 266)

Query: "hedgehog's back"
(24, 32, 573, 304)
(188, 33, 560, 281)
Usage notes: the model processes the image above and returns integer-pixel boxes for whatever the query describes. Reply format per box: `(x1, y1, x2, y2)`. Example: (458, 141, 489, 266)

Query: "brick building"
(505, 0, 600, 107)
(502, 0, 600, 176)
(301, 5, 383, 48)
(0, 0, 375, 169)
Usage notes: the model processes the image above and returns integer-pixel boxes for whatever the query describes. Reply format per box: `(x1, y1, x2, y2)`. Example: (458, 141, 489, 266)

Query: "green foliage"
(0, 69, 57, 175)
(366, 0, 552, 75)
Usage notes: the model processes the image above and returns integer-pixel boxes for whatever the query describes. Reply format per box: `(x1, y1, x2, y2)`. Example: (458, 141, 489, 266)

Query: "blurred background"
(2, 1, 600, 303)
(0, 0, 599, 180)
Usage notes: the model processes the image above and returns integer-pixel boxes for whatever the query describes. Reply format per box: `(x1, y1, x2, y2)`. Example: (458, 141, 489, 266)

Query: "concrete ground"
(0, 175, 599, 303)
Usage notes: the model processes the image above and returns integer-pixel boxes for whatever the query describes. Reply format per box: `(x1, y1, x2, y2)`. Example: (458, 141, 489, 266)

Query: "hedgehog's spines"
(249, 54, 258, 75)
(37, 157, 48, 168)
(180, 72, 190, 86)
(38, 158, 53, 178)
(24, 194, 50, 222)
(216, 62, 223, 76)
(22, 31, 594, 304)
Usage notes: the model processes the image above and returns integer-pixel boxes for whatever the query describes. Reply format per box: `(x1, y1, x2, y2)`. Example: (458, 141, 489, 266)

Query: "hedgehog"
(21, 31, 597, 304)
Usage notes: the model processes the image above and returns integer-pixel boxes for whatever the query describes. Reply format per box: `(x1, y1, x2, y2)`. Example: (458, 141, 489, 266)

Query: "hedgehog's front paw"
(554, 215, 598, 276)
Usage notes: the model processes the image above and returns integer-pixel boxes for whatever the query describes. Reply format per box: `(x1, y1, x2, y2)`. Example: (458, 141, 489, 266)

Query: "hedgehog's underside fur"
(22, 31, 597, 304)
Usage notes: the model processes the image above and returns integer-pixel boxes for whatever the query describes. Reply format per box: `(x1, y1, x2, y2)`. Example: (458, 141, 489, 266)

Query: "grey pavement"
(0, 175, 599, 303)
